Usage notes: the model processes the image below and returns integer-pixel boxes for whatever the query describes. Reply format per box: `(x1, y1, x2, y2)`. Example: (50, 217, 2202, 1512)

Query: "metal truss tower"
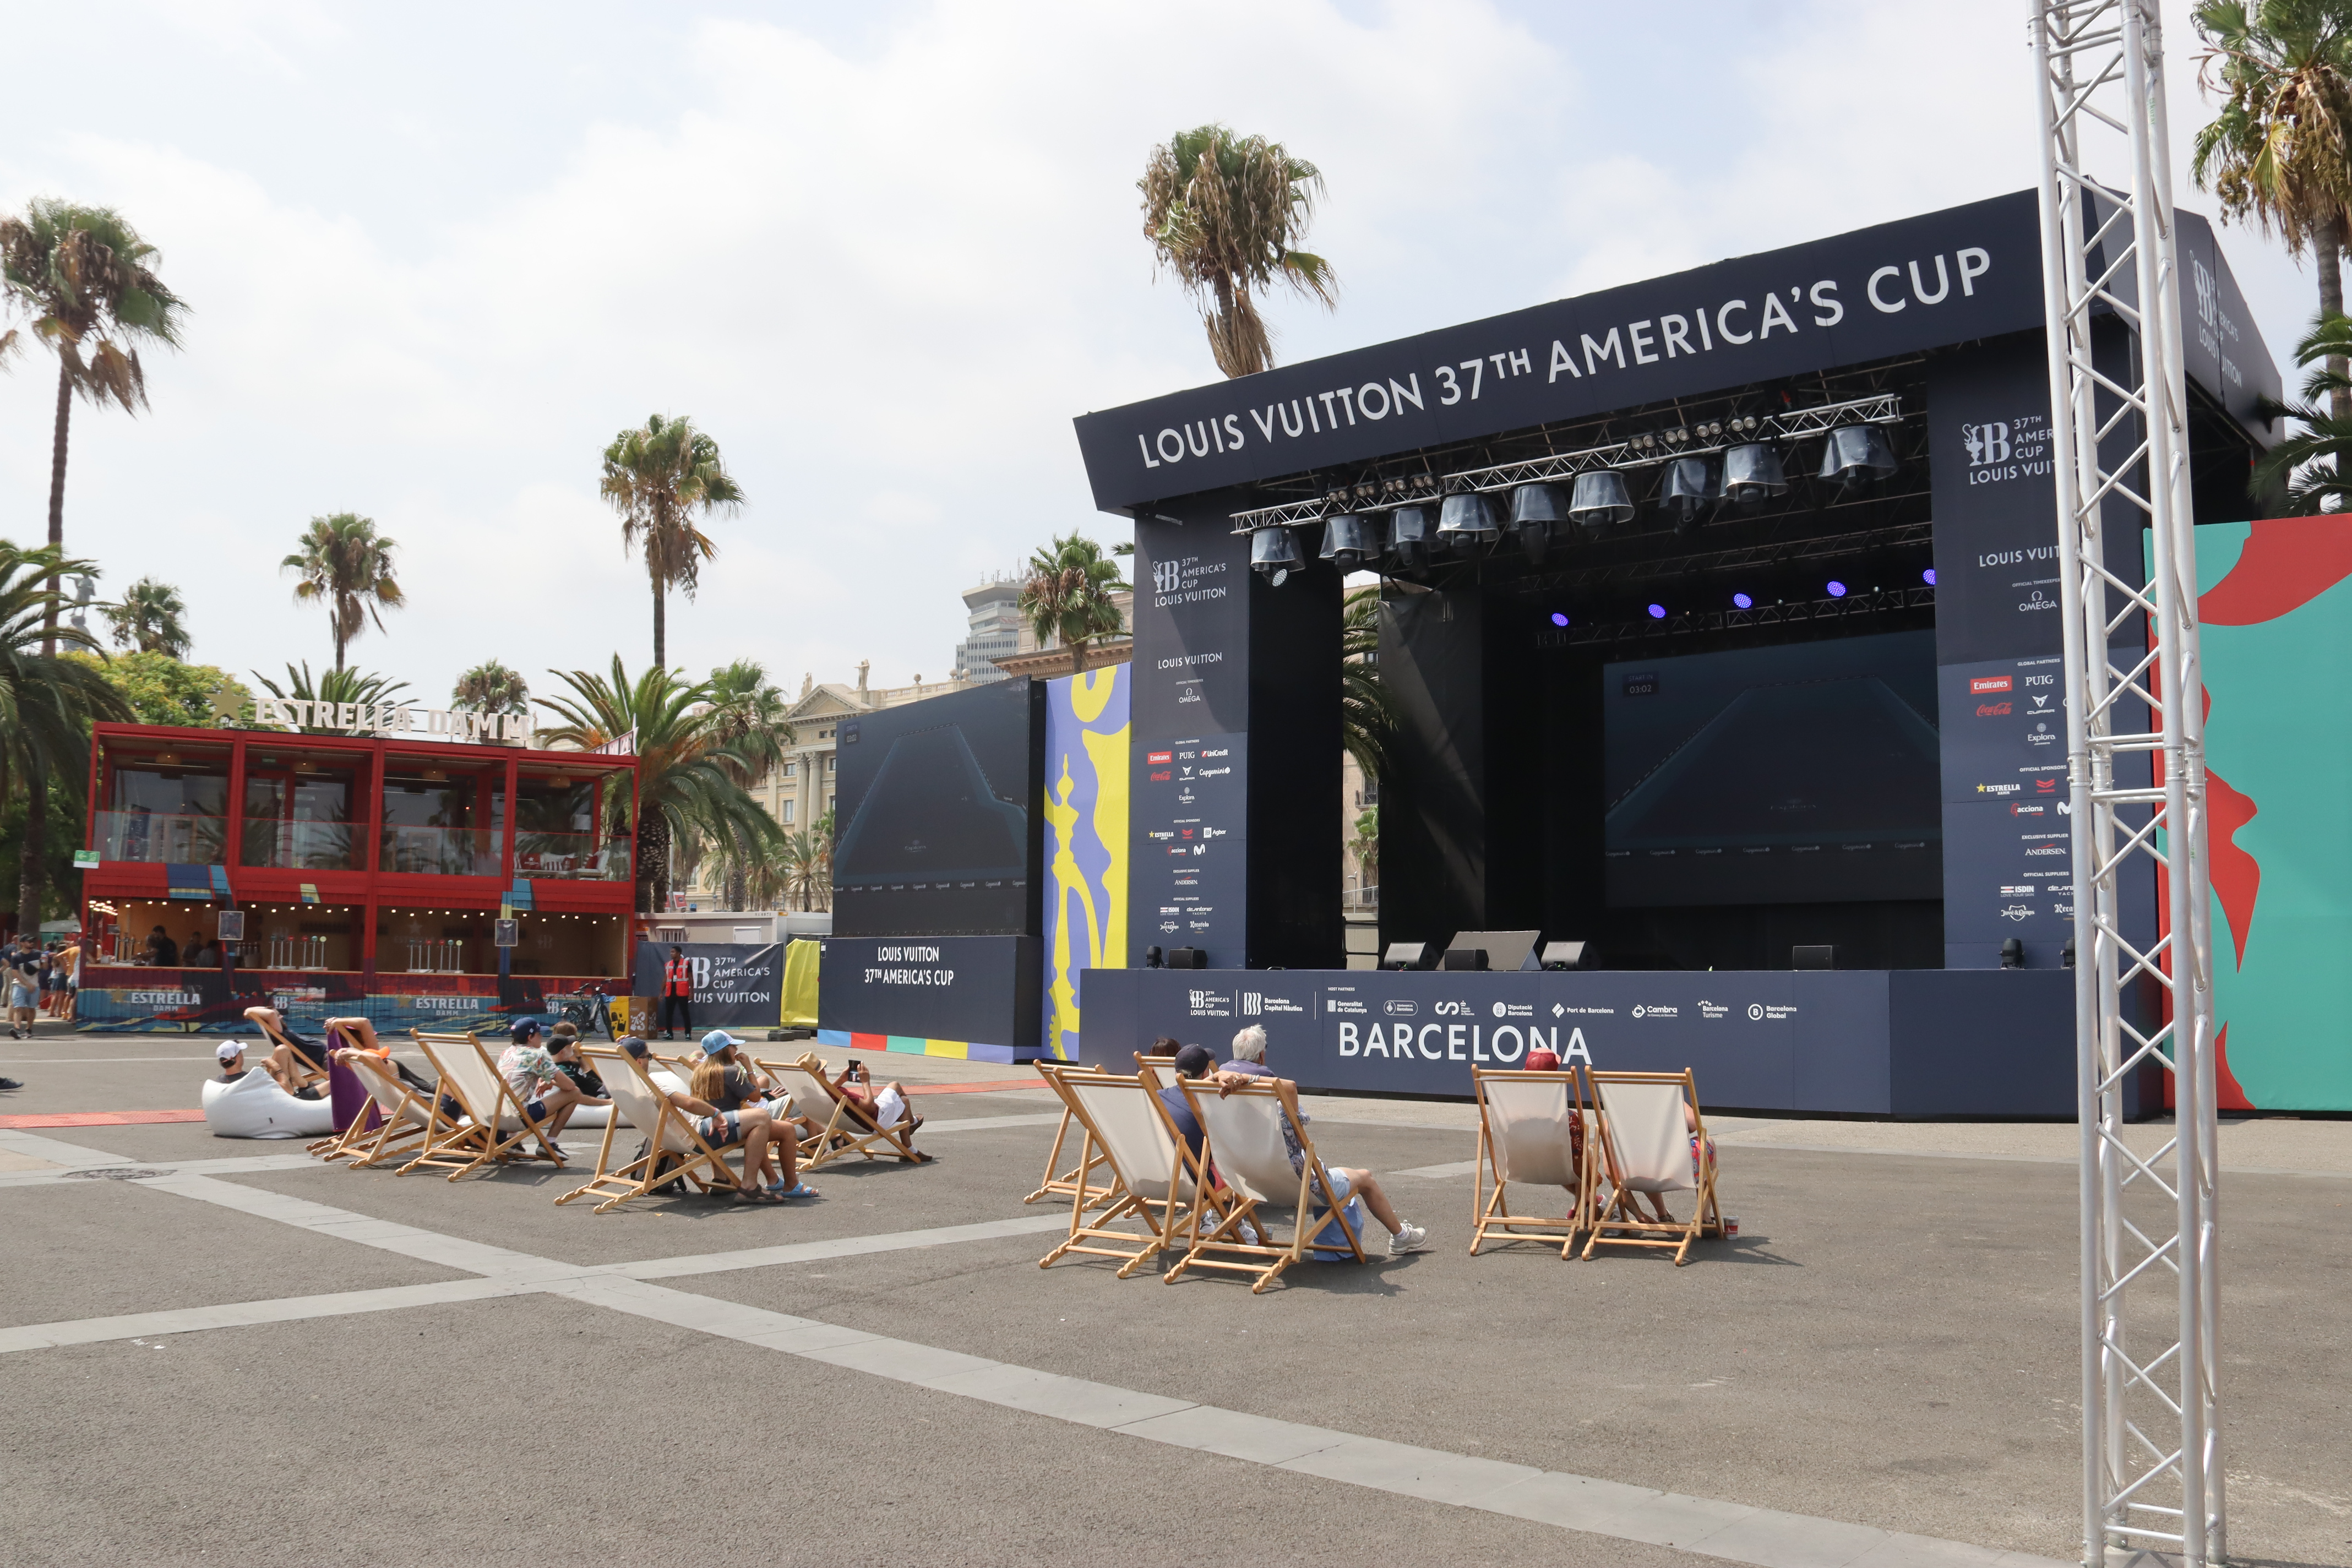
(2028, 3, 2223, 1564)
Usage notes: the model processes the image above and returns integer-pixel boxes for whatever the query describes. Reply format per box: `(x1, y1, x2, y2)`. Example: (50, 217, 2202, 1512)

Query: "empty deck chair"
(1163, 1074, 1364, 1293)
(555, 1049, 749, 1213)
(1469, 1066, 1589, 1259)
(754, 1053, 927, 1171)
(1581, 1068, 1721, 1265)
(1036, 1065, 1217, 1277)
(1024, 1061, 1117, 1208)
(403, 1031, 565, 1181)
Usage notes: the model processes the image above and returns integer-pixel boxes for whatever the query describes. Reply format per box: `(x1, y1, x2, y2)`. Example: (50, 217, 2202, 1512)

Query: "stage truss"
(2029, 3, 2223, 1565)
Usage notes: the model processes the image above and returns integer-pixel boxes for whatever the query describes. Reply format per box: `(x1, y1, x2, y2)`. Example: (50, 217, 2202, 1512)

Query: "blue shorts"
(696, 1110, 742, 1147)
(9, 986, 32, 1009)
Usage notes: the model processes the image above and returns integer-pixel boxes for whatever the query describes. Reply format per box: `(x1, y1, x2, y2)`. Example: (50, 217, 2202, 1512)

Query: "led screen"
(830, 679, 1039, 937)
(1604, 629, 1941, 907)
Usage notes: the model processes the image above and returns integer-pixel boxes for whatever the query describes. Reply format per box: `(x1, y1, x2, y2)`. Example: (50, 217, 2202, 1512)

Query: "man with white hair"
(1208, 1022, 1425, 1255)
(1223, 1023, 1272, 1077)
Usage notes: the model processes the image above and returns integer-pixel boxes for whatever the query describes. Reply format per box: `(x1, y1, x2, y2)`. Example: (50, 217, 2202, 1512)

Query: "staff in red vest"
(659, 945, 693, 1041)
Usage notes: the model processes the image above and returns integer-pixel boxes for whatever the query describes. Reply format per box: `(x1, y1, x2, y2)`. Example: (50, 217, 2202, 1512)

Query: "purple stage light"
(1550, 612, 1569, 627)
(1647, 603, 1667, 619)
(1923, 568, 1937, 585)
(1732, 592, 1753, 609)
(1826, 580, 1848, 598)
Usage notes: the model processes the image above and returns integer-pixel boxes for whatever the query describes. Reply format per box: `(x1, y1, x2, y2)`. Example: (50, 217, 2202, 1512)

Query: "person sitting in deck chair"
(1618, 1093, 1717, 1228)
(831, 1055, 918, 1137)
(322, 1016, 440, 1101)
(244, 1005, 331, 1097)
(548, 1028, 607, 1101)
(1198, 1055, 1430, 1257)
(497, 1019, 607, 1138)
(685, 1036, 814, 1201)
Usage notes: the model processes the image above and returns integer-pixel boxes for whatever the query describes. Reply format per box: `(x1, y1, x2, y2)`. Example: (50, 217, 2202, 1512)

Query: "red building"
(77, 722, 639, 1033)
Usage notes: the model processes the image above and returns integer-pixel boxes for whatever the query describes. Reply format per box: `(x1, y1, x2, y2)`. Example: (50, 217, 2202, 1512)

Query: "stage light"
(1318, 513, 1380, 573)
(1732, 592, 1753, 609)
(1549, 612, 1569, 627)
(1508, 482, 1570, 564)
(1250, 526, 1303, 585)
(1385, 505, 1433, 571)
(1437, 492, 1500, 544)
(1818, 423, 1898, 487)
(1826, 580, 1848, 597)
(1567, 470, 1635, 529)
(1659, 456, 1720, 526)
(1647, 603, 1666, 619)
(1723, 443, 1787, 503)
(1923, 568, 1936, 585)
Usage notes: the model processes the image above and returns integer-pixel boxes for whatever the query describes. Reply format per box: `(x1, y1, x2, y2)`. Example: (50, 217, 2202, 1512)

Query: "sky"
(0, 0, 2321, 706)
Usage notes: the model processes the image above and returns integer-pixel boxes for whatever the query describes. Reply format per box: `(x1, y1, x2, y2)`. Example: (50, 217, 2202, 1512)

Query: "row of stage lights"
(1543, 567, 1938, 628)
(1247, 416, 1901, 583)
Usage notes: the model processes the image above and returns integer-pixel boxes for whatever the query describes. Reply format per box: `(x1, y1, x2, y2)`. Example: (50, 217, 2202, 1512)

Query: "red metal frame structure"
(78, 722, 640, 1026)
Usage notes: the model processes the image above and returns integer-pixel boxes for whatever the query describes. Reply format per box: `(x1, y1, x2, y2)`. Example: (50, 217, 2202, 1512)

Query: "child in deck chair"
(1619, 1093, 1717, 1227)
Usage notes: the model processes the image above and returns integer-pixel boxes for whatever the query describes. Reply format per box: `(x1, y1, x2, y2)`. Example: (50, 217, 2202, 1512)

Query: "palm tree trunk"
(652, 585, 666, 671)
(24, 362, 74, 939)
(2323, 216, 2348, 424)
(638, 812, 669, 916)
(43, 360, 70, 658)
(16, 784, 47, 941)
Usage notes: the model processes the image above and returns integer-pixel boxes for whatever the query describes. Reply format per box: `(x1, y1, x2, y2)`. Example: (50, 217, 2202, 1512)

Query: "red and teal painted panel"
(815, 1027, 1019, 1066)
(2190, 516, 2352, 1110)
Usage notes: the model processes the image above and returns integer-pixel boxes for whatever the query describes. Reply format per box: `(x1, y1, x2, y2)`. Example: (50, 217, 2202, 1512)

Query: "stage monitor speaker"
(1539, 941, 1588, 971)
(1380, 942, 1429, 971)
(1791, 944, 1836, 970)
(1445, 929, 1542, 972)
(1442, 948, 1489, 971)
(1166, 947, 1207, 970)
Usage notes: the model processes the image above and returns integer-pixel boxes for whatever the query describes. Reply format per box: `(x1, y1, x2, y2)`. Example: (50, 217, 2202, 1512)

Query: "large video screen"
(1604, 629, 1941, 907)
(830, 679, 1040, 938)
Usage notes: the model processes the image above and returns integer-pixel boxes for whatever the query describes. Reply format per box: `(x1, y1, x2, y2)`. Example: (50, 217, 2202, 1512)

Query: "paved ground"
(1, 1024, 2346, 1568)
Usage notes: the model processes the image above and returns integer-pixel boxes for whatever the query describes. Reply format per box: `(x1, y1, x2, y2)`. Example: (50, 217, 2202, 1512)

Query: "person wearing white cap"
(215, 1041, 250, 1084)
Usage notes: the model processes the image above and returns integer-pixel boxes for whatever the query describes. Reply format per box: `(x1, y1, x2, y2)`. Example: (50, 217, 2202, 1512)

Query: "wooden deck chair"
(1469, 1066, 1589, 1259)
(1581, 1068, 1721, 1265)
(329, 1052, 441, 1170)
(555, 1048, 750, 1213)
(1035, 1065, 1218, 1277)
(1163, 1074, 1365, 1294)
(403, 1031, 566, 1182)
(1023, 1061, 1117, 1208)
(754, 1053, 928, 1170)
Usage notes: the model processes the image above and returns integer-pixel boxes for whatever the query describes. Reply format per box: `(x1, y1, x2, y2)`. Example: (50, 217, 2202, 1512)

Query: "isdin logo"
(1962, 422, 2012, 465)
(1152, 559, 1182, 594)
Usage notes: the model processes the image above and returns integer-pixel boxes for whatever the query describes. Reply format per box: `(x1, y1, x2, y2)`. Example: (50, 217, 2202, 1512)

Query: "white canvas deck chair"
(555, 1049, 749, 1213)
(1581, 1068, 1721, 1265)
(403, 1031, 565, 1181)
(754, 1053, 928, 1171)
(1023, 1061, 1117, 1208)
(1163, 1074, 1365, 1293)
(1035, 1065, 1217, 1277)
(251, 1012, 331, 1095)
(1469, 1066, 1589, 1259)
(328, 1051, 442, 1170)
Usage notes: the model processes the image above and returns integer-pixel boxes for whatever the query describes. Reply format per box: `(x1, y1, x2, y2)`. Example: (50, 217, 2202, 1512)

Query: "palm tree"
(2193, 1, 2352, 417)
(1348, 806, 1379, 906)
(101, 576, 190, 657)
(534, 657, 783, 915)
(1341, 586, 1395, 780)
(600, 414, 744, 669)
(0, 543, 133, 933)
(2252, 310, 2352, 507)
(281, 514, 404, 672)
(450, 659, 529, 715)
(0, 200, 188, 652)
(250, 663, 412, 733)
(1019, 533, 1130, 677)
(700, 660, 794, 909)
(1140, 125, 1336, 378)
(783, 825, 832, 912)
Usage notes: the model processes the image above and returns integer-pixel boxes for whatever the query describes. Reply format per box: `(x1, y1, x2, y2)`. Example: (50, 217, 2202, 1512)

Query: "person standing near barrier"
(658, 946, 693, 1041)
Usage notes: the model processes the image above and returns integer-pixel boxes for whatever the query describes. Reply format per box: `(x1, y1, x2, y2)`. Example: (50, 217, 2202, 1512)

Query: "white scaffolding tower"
(2028, 3, 2223, 1564)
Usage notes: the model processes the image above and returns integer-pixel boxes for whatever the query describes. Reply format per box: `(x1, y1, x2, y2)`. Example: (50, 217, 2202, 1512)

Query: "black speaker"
(1791, 944, 1835, 971)
(1441, 948, 1489, 971)
(2000, 937, 2025, 969)
(1167, 947, 1207, 970)
(1539, 941, 1587, 971)
(1143, 945, 1164, 969)
(1380, 941, 1428, 971)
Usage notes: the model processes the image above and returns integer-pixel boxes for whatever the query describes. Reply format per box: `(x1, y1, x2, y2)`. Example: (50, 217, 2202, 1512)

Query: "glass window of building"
(242, 749, 364, 870)
(514, 764, 630, 881)
(380, 758, 505, 876)
(95, 741, 233, 864)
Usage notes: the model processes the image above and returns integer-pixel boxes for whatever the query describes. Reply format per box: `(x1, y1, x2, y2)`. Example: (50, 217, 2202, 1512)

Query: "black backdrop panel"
(818, 934, 1039, 1054)
(831, 679, 1043, 938)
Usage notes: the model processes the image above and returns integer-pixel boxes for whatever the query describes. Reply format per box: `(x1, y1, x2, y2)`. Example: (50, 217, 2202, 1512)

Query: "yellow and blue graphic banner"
(1041, 666, 1129, 1059)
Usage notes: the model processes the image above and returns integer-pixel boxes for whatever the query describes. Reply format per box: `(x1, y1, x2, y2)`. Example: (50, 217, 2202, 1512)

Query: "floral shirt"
(498, 1043, 562, 1103)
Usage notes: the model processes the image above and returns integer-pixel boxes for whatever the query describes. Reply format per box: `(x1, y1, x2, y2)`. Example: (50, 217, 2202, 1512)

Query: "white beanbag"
(202, 1070, 337, 1140)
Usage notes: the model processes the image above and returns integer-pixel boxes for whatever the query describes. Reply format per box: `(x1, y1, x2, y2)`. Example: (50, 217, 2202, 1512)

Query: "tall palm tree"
(0, 200, 187, 652)
(281, 514, 404, 672)
(1348, 806, 1379, 906)
(250, 663, 412, 733)
(1341, 585, 1395, 780)
(2193, 1, 2352, 417)
(450, 659, 529, 715)
(0, 543, 133, 933)
(783, 824, 832, 912)
(2253, 310, 2352, 506)
(1019, 533, 1130, 677)
(600, 414, 743, 669)
(1140, 125, 1336, 378)
(700, 660, 794, 909)
(534, 657, 782, 915)
(101, 576, 191, 658)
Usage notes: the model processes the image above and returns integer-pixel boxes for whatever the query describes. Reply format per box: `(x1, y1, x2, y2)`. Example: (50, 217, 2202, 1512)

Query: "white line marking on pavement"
(1389, 1159, 1480, 1180)
(4, 1170, 2065, 1567)
(0, 1152, 320, 1188)
(0, 1128, 129, 1169)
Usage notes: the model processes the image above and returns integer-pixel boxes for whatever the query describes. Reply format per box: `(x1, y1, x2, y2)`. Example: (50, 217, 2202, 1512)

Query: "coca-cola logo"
(1975, 701, 2012, 717)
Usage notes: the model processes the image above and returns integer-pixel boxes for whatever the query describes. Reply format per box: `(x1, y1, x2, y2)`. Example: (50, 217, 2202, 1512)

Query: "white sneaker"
(1386, 1222, 1429, 1256)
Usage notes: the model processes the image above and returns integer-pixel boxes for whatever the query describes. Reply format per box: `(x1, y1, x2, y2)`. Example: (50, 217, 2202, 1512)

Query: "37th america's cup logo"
(1962, 421, 2011, 466)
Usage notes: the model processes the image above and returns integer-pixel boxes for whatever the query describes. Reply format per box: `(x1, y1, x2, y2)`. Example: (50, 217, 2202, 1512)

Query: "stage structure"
(1067, 176, 2275, 1121)
(2033, 3, 2222, 1562)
